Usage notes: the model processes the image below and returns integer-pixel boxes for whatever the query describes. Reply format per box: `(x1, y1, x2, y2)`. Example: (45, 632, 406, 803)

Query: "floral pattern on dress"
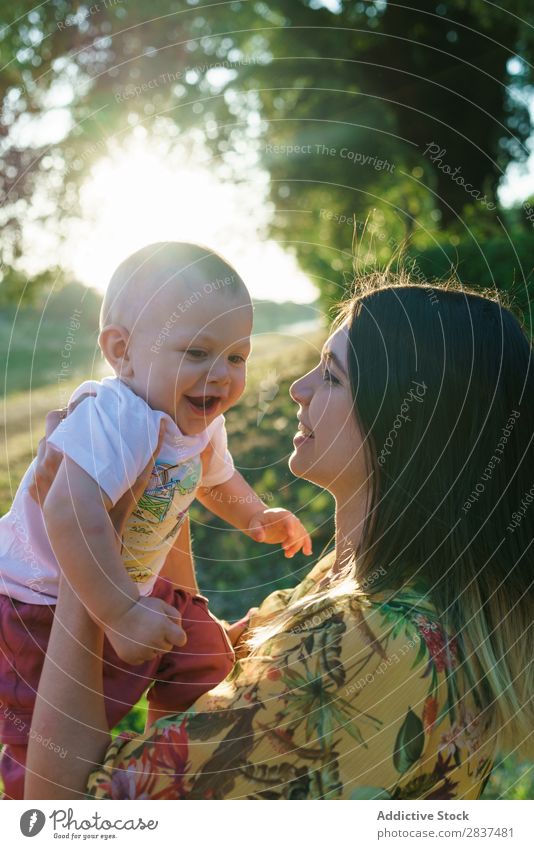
(87, 555, 497, 801)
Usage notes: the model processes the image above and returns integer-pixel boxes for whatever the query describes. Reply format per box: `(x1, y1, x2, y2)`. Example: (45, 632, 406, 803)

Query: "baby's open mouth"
(185, 395, 219, 413)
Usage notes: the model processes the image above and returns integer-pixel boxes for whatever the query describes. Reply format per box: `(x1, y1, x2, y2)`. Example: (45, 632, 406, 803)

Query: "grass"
(1, 326, 532, 799)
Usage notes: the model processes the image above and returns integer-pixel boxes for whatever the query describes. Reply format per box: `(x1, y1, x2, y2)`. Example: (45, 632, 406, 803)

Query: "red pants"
(0, 576, 234, 799)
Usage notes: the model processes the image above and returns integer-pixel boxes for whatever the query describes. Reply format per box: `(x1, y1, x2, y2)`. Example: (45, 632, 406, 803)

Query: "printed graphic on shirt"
(121, 457, 201, 584)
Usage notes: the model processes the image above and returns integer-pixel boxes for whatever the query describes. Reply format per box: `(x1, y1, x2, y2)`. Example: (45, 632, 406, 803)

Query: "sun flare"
(63, 140, 316, 304)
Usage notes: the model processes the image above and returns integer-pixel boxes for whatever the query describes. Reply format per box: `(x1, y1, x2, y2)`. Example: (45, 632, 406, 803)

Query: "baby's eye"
(229, 354, 246, 364)
(322, 367, 340, 385)
(186, 349, 207, 359)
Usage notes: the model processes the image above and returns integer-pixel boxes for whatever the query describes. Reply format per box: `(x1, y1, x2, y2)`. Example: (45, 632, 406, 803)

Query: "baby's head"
(99, 242, 253, 434)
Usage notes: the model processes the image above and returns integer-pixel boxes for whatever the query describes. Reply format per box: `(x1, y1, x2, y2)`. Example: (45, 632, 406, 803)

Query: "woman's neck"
(334, 487, 370, 575)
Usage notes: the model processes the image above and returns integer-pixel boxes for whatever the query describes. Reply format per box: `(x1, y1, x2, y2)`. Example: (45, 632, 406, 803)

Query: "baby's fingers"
(301, 528, 313, 556)
(283, 520, 313, 558)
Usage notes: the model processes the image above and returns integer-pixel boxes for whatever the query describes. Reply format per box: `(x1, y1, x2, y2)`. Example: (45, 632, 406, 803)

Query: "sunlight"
(63, 138, 317, 303)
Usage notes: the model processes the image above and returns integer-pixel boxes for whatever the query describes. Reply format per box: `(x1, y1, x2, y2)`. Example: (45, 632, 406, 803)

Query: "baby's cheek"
(234, 373, 247, 397)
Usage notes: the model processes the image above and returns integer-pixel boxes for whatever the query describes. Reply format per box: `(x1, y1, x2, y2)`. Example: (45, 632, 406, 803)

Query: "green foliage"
(482, 754, 534, 799)
(252, 299, 320, 334)
(411, 231, 534, 336)
(413, 232, 534, 291)
(0, 282, 102, 396)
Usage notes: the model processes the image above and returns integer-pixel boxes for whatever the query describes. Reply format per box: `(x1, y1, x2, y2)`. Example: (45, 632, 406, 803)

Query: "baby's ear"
(98, 324, 133, 376)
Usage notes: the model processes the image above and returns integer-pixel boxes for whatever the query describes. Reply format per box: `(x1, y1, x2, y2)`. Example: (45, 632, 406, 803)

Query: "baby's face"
(126, 285, 253, 435)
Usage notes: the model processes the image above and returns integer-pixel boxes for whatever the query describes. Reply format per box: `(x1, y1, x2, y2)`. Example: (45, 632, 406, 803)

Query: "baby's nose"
(208, 359, 230, 382)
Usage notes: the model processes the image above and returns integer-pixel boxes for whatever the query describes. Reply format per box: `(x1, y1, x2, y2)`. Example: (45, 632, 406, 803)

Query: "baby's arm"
(43, 456, 185, 664)
(197, 470, 312, 558)
(197, 470, 264, 532)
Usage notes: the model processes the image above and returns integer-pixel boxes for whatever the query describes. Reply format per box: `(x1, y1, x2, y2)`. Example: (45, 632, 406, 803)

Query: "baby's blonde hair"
(100, 241, 248, 330)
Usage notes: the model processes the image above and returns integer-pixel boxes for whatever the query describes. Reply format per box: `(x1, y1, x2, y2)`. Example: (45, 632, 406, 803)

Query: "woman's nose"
(290, 372, 313, 405)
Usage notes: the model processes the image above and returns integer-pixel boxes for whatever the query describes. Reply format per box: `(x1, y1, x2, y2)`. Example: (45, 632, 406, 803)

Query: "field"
(0, 327, 532, 799)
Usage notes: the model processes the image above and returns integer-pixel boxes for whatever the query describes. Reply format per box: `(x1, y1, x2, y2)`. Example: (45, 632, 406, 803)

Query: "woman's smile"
(293, 419, 315, 446)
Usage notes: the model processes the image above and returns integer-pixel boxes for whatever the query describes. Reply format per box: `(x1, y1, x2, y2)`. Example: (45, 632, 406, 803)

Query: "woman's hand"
(30, 395, 166, 538)
(223, 607, 259, 659)
(28, 394, 95, 506)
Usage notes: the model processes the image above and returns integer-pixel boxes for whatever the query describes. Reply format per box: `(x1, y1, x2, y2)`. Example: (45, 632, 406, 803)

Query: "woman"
(25, 274, 534, 800)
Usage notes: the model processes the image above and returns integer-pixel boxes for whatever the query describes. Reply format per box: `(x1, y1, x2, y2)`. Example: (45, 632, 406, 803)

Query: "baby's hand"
(105, 597, 187, 666)
(247, 508, 313, 558)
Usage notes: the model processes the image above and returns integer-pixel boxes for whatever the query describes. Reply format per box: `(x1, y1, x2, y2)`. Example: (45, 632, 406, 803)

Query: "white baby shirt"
(0, 376, 235, 603)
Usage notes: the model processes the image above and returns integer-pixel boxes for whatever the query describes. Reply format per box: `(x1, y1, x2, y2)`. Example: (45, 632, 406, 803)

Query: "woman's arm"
(25, 576, 111, 799)
(25, 413, 171, 799)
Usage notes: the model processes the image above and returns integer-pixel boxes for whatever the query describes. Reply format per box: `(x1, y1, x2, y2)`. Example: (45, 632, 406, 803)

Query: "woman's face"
(289, 323, 368, 499)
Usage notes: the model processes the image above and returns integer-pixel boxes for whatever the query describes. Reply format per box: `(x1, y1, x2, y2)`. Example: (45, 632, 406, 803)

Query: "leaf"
(185, 710, 236, 741)
(304, 634, 314, 655)
(317, 618, 346, 687)
(393, 707, 425, 774)
(241, 762, 300, 786)
(188, 704, 262, 798)
(313, 757, 343, 799)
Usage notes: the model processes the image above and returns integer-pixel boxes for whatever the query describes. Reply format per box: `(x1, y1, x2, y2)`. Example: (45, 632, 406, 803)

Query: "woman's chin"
(288, 448, 304, 476)
(289, 446, 315, 480)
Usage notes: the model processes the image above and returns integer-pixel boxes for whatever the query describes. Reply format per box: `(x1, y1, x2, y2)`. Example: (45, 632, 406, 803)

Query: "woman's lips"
(293, 422, 314, 446)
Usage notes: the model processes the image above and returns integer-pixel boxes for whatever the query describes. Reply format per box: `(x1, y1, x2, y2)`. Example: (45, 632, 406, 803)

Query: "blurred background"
(1, 0, 533, 797)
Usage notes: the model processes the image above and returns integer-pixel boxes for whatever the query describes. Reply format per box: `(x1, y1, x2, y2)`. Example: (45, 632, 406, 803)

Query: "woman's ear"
(98, 325, 133, 376)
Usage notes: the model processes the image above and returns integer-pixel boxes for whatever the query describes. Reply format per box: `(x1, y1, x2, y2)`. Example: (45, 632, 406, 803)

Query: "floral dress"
(87, 554, 496, 800)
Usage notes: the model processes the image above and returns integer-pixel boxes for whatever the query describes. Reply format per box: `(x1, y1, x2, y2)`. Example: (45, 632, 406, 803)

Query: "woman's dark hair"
(339, 273, 534, 759)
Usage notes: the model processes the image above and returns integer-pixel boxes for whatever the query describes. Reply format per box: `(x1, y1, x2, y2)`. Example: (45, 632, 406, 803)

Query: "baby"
(0, 241, 311, 799)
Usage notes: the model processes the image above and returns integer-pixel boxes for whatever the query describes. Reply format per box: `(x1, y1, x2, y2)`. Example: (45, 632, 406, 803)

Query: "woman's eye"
(322, 367, 340, 385)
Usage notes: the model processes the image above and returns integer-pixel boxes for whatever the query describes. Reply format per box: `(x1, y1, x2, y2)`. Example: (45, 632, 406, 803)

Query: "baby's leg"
(101, 636, 164, 731)
(146, 590, 235, 728)
(0, 594, 55, 799)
